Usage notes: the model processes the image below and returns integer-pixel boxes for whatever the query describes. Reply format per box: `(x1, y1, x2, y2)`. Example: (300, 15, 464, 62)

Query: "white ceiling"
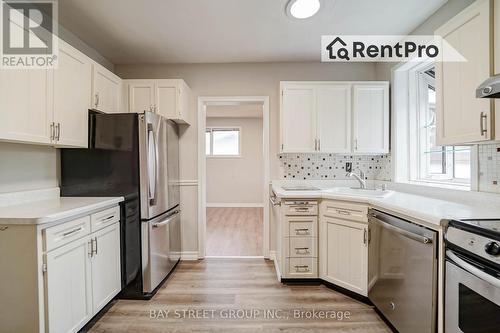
(58, 0, 447, 64)
(207, 105, 263, 118)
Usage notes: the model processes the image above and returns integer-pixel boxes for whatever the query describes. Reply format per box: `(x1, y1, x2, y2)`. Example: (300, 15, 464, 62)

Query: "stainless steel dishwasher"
(368, 209, 438, 333)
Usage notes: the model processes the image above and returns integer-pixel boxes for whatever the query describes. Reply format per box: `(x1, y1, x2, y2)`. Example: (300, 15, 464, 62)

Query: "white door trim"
(197, 96, 270, 259)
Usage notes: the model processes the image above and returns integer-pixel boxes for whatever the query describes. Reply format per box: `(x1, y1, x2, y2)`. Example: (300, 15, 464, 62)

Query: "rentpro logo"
(321, 35, 465, 63)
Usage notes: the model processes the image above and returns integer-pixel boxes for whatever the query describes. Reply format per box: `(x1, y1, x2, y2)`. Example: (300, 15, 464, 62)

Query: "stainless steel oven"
(445, 219, 500, 333)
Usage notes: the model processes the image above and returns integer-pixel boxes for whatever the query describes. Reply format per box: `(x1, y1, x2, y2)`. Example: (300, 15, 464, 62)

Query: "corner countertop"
(0, 196, 124, 225)
(272, 183, 500, 229)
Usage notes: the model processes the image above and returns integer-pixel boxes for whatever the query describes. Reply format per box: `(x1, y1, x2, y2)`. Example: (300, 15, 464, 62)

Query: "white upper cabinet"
(53, 40, 92, 148)
(92, 62, 122, 113)
(156, 79, 192, 124)
(0, 69, 52, 144)
(124, 79, 192, 125)
(281, 86, 316, 152)
(280, 81, 389, 154)
(435, 0, 493, 145)
(352, 83, 389, 154)
(316, 84, 352, 153)
(127, 80, 156, 113)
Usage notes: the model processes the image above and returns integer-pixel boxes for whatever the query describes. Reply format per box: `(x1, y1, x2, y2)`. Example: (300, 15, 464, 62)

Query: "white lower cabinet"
(45, 236, 93, 333)
(275, 200, 319, 279)
(91, 223, 121, 314)
(319, 215, 368, 296)
(44, 218, 121, 333)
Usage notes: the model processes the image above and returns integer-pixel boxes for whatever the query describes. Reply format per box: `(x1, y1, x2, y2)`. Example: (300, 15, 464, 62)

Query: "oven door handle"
(447, 250, 500, 289)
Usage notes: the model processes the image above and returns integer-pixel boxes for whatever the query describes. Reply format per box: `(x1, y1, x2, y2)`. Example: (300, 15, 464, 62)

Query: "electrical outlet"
(346, 162, 352, 172)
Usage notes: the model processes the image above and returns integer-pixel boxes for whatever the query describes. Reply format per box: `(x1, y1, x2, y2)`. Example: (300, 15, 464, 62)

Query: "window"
(413, 65, 471, 185)
(206, 127, 241, 156)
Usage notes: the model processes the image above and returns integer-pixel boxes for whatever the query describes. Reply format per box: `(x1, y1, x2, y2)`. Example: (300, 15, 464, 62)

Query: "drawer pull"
(294, 265, 310, 272)
(295, 228, 310, 235)
(295, 207, 310, 212)
(295, 247, 310, 254)
(61, 226, 83, 238)
(336, 209, 351, 215)
(100, 215, 115, 222)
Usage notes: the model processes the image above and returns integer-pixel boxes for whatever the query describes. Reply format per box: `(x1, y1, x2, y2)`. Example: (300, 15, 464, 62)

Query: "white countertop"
(272, 183, 500, 228)
(0, 196, 124, 225)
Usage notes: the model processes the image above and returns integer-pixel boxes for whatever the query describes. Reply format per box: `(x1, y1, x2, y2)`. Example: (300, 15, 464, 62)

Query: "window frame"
(409, 62, 472, 188)
(205, 126, 242, 158)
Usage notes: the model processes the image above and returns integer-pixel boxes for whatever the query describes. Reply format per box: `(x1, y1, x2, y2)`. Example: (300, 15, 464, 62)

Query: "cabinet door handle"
(95, 93, 99, 108)
(354, 139, 358, 150)
(318, 139, 321, 151)
(314, 139, 317, 151)
(295, 247, 310, 254)
(93, 236, 98, 256)
(56, 123, 61, 141)
(363, 229, 367, 246)
(295, 207, 309, 212)
(336, 209, 351, 215)
(480, 112, 488, 136)
(50, 122, 54, 141)
(88, 239, 93, 257)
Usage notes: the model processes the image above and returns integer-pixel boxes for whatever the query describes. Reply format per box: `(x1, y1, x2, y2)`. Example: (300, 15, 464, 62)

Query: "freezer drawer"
(141, 208, 181, 293)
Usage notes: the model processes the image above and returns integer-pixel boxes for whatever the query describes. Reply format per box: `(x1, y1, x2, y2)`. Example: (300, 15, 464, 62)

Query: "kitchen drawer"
(321, 200, 368, 223)
(285, 216, 317, 237)
(44, 216, 91, 252)
(286, 237, 317, 257)
(283, 200, 318, 216)
(285, 257, 318, 278)
(91, 206, 120, 232)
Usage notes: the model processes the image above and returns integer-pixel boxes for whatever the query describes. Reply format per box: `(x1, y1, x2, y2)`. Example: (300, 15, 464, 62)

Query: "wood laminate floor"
(206, 207, 263, 256)
(88, 259, 391, 333)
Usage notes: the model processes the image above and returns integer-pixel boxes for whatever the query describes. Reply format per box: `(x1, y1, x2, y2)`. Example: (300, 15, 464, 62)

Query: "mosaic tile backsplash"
(478, 144, 500, 193)
(279, 153, 392, 181)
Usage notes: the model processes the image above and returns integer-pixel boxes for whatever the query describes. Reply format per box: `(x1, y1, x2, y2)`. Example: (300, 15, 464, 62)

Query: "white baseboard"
(206, 203, 264, 208)
(269, 250, 276, 261)
(180, 251, 199, 261)
(205, 255, 264, 259)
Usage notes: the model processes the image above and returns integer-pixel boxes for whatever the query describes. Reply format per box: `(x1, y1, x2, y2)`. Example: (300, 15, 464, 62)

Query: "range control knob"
(484, 242, 500, 256)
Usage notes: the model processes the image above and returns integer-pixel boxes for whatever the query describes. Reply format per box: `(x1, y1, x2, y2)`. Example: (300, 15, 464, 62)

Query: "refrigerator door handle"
(147, 124, 157, 205)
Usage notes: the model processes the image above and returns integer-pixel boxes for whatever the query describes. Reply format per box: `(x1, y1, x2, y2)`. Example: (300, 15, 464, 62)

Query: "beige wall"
(116, 62, 377, 253)
(0, 143, 58, 194)
(206, 117, 263, 205)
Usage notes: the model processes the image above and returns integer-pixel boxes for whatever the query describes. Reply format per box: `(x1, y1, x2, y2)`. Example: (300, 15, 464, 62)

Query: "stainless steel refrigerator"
(61, 111, 181, 299)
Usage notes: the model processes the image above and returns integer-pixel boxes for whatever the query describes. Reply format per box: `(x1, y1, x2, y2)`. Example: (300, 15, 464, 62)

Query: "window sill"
(406, 180, 471, 191)
(206, 155, 243, 159)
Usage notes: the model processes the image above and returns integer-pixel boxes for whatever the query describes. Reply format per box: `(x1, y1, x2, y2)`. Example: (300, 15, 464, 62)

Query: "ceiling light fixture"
(286, 0, 321, 19)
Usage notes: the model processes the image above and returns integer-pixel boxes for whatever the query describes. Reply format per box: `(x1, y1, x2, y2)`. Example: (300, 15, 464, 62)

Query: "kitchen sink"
(324, 187, 392, 198)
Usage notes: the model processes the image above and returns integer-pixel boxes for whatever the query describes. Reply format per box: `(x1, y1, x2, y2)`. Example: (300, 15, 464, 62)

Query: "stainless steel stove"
(445, 219, 500, 333)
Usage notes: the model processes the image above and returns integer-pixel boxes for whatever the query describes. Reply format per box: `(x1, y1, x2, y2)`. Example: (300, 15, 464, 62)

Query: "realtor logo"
(321, 35, 465, 63)
(1, 0, 58, 68)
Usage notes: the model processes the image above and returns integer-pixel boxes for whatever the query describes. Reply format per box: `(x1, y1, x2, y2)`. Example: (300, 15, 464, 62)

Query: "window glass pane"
(212, 130, 239, 155)
(205, 131, 211, 155)
(428, 150, 445, 174)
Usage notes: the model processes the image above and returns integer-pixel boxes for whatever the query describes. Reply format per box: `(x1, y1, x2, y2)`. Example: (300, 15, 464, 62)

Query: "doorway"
(197, 97, 270, 258)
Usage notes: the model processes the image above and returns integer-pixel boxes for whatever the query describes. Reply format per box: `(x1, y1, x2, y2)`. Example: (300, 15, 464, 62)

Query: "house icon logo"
(325, 36, 351, 60)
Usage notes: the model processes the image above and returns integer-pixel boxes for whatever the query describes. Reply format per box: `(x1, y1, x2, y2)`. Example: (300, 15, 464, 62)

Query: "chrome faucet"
(346, 170, 366, 189)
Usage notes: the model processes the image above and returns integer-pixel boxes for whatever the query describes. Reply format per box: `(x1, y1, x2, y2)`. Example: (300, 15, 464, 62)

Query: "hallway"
(206, 207, 263, 256)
